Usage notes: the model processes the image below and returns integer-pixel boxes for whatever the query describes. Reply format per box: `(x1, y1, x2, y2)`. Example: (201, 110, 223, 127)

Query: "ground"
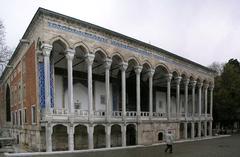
(2, 135, 240, 157)
(147, 135, 240, 157)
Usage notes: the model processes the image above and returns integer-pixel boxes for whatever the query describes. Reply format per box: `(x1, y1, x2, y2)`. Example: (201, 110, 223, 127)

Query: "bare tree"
(0, 20, 12, 75)
(208, 61, 224, 76)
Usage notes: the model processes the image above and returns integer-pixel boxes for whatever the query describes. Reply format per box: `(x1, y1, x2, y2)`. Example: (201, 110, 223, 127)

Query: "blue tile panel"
(38, 63, 45, 108)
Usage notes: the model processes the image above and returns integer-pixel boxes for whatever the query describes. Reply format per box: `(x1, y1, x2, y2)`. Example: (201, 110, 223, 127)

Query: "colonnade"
(41, 43, 214, 152)
(45, 123, 131, 152)
(41, 43, 214, 120)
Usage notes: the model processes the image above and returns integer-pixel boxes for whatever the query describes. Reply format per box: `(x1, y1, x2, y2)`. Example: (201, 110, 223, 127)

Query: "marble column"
(120, 62, 128, 119)
(85, 54, 95, 121)
(41, 44, 53, 114)
(68, 125, 74, 151)
(204, 121, 207, 137)
(191, 81, 197, 117)
(204, 84, 209, 118)
(166, 74, 172, 119)
(65, 49, 75, 114)
(88, 125, 94, 149)
(198, 121, 201, 138)
(209, 85, 214, 117)
(209, 85, 214, 136)
(176, 77, 182, 118)
(46, 124, 52, 152)
(191, 122, 195, 139)
(184, 79, 190, 118)
(105, 125, 111, 148)
(135, 66, 143, 119)
(147, 69, 155, 119)
(184, 122, 188, 139)
(198, 83, 203, 117)
(121, 124, 126, 146)
(104, 58, 112, 122)
(209, 121, 213, 136)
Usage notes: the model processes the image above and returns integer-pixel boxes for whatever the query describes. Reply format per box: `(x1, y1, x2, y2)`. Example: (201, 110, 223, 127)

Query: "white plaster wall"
(63, 82, 89, 110)
(54, 75, 64, 109)
(94, 81, 113, 111)
(155, 92, 166, 113)
(73, 83, 88, 110)
(171, 96, 177, 113)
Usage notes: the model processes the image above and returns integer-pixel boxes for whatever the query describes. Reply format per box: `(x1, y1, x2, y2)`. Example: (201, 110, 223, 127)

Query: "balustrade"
(126, 111, 137, 117)
(140, 112, 150, 117)
(112, 111, 122, 117)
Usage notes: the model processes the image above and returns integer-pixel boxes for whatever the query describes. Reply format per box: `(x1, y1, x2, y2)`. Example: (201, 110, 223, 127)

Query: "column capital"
(175, 76, 182, 85)
(197, 82, 203, 88)
(104, 58, 112, 70)
(120, 62, 128, 71)
(147, 69, 155, 78)
(85, 53, 95, 66)
(209, 85, 214, 91)
(191, 81, 197, 87)
(165, 73, 172, 82)
(184, 78, 190, 85)
(203, 83, 209, 89)
(65, 49, 75, 61)
(134, 66, 143, 74)
(41, 44, 53, 57)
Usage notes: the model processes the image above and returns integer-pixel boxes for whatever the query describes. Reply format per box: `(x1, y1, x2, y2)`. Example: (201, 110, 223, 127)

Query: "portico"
(0, 8, 215, 152)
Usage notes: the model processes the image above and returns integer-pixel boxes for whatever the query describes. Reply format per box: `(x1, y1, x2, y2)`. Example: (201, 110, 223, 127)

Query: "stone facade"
(0, 8, 215, 152)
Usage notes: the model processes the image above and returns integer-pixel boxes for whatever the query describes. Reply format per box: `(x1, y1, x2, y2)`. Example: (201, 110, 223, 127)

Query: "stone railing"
(126, 111, 137, 117)
(51, 108, 68, 115)
(152, 112, 167, 118)
(112, 111, 122, 117)
(94, 111, 105, 117)
(74, 109, 88, 116)
(140, 112, 149, 117)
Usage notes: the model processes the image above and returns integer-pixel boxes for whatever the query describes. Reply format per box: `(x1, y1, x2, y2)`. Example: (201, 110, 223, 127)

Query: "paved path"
(152, 135, 240, 157)
(3, 135, 240, 157)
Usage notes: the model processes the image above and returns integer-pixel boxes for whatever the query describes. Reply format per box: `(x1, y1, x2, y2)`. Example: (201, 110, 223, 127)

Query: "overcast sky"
(1, 0, 240, 66)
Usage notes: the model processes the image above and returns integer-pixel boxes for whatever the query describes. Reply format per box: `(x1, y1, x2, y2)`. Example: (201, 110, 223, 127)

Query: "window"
(18, 84, 21, 102)
(31, 106, 36, 124)
(100, 95, 106, 105)
(24, 108, 27, 123)
(158, 132, 163, 141)
(12, 112, 15, 125)
(15, 111, 17, 126)
(19, 110, 22, 126)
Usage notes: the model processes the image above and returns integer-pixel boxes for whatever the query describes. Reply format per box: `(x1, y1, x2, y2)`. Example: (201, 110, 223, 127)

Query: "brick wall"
(22, 42, 37, 125)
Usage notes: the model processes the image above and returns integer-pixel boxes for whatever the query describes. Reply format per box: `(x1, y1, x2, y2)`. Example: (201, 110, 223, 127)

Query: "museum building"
(0, 8, 215, 152)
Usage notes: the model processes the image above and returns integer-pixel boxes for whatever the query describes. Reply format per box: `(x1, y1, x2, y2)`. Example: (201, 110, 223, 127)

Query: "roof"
(0, 7, 216, 82)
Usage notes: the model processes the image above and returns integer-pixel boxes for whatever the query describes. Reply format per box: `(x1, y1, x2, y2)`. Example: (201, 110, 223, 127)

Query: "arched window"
(6, 84, 11, 122)
(158, 132, 163, 141)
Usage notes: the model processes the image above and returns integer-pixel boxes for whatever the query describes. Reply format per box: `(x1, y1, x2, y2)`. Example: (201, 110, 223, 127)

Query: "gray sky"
(1, 0, 240, 66)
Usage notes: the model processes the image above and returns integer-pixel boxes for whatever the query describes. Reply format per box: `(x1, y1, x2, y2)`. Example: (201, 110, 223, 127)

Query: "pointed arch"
(127, 57, 140, 67)
(142, 60, 153, 69)
(154, 63, 170, 74)
(93, 47, 109, 58)
(171, 69, 180, 77)
(73, 41, 90, 53)
(111, 52, 125, 63)
(180, 71, 189, 79)
(49, 35, 70, 49)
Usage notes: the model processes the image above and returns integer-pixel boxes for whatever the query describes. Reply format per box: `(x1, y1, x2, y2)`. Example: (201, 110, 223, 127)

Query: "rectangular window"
(12, 112, 15, 125)
(31, 106, 36, 124)
(24, 108, 27, 123)
(19, 110, 22, 126)
(15, 111, 17, 126)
